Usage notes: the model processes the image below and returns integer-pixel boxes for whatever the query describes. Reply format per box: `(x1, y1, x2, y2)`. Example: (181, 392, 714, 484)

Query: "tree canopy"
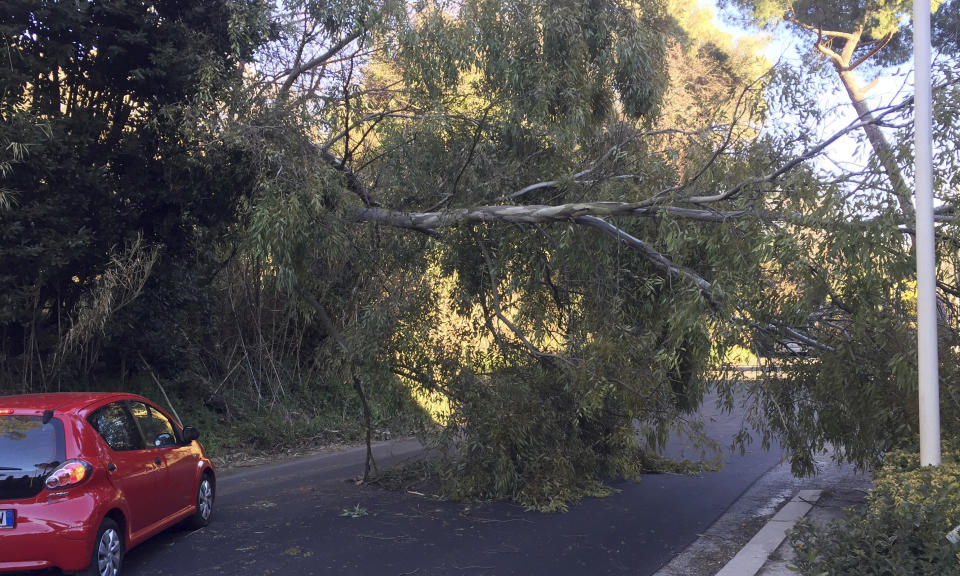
(0, 0, 274, 385)
(2, 0, 960, 507)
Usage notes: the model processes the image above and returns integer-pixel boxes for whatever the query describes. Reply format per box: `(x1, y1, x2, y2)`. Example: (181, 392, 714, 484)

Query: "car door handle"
(154, 457, 161, 465)
(107, 463, 116, 472)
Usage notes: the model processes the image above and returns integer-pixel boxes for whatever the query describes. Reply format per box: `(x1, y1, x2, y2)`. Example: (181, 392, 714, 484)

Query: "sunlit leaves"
(400, 0, 669, 138)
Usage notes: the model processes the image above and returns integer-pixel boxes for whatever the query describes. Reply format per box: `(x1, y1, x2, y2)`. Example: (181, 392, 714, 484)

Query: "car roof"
(0, 392, 147, 415)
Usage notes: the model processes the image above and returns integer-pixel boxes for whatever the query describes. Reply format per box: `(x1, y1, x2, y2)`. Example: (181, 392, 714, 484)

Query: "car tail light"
(45, 460, 93, 490)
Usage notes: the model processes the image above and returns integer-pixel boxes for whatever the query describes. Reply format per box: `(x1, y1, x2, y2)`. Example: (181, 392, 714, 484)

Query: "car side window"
(129, 402, 177, 448)
(88, 403, 143, 451)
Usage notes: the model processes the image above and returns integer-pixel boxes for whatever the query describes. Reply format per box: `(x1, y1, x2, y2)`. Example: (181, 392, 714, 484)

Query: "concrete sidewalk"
(653, 456, 872, 576)
(753, 486, 868, 576)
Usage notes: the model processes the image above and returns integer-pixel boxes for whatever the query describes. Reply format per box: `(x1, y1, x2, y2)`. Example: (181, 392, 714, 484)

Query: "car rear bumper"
(0, 497, 96, 573)
(0, 532, 91, 573)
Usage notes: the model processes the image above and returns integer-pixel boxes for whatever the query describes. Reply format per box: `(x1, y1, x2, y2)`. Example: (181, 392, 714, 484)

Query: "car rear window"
(0, 416, 66, 500)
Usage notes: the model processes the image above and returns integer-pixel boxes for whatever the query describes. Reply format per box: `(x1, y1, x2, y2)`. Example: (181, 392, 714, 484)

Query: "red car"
(0, 393, 215, 575)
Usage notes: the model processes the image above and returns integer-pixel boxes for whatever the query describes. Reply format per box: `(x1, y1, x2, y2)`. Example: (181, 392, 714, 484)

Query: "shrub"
(432, 365, 643, 512)
(790, 449, 960, 576)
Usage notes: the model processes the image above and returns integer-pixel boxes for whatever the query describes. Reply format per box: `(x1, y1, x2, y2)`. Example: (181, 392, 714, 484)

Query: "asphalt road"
(118, 394, 783, 576)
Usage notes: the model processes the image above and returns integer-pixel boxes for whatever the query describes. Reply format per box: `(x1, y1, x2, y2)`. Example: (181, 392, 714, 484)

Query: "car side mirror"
(181, 426, 200, 444)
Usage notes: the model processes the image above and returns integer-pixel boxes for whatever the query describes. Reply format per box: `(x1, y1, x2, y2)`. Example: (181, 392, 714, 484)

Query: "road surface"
(118, 393, 783, 576)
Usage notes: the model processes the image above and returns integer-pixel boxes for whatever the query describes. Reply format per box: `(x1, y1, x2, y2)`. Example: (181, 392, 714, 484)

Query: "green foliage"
(727, 0, 913, 35)
(227, 0, 772, 507)
(790, 450, 960, 575)
(0, 0, 272, 387)
(738, 55, 960, 477)
(933, 0, 960, 54)
(17, 0, 960, 514)
(750, 209, 926, 474)
(340, 504, 369, 517)
(400, 0, 669, 137)
(433, 366, 632, 512)
(389, 206, 761, 507)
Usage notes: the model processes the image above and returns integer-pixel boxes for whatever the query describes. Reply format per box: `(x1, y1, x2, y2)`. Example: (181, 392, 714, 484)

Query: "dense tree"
(710, 0, 960, 472)
(234, 0, 785, 501)
(0, 1, 272, 387)
(5, 0, 960, 507)
(256, 0, 960, 485)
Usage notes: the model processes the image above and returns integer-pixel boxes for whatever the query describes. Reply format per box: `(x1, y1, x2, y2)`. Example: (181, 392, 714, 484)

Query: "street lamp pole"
(914, 0, 940, 467)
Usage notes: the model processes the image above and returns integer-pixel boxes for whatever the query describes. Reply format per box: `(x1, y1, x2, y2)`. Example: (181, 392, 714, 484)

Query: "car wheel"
(184, 474, 214, 529)
(82, 518, 123, 576)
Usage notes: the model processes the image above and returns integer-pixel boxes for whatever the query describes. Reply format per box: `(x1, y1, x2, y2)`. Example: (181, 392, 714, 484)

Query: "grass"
(70, 372, 436, 464)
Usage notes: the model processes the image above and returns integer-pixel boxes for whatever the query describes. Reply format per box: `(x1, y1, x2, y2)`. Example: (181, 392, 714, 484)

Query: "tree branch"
(573, 216, 722, 310)
(450, 104, 493, 201)
(319, 147, 381, 208)
(475, 234, 564, 365)
(506, 128, 710, 202)
(278, 30, 363, 99)
(354, 203, 749, 229)
(321, 109, 411, 152)
(848, 32, 893, 71)
(685, 95, 913, 204)
(786, 16, 861, 41)
(815, 40, 847, 68)
(296, 286, 377, 480)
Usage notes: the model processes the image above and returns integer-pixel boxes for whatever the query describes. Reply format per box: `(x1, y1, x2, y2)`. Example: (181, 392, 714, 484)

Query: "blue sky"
(702, 0, 920, 183)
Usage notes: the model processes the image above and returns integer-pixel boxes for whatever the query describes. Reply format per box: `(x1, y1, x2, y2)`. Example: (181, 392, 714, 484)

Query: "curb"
(714, 489, 821, 576)
(652, 458, 871, 576)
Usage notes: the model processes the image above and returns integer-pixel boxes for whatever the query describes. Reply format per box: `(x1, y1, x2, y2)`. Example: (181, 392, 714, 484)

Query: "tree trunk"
(346, 362, 377, 481)
(836, 68, 915, 224)
(298, 288, 378, 481)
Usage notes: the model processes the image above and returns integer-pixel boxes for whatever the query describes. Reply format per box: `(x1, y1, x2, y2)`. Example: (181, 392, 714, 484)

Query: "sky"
(702, 0, 922, 185)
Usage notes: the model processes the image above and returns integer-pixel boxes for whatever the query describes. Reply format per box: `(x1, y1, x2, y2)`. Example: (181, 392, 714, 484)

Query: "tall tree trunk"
(836, 68, 915, 224)
(802, 17, 915, 225)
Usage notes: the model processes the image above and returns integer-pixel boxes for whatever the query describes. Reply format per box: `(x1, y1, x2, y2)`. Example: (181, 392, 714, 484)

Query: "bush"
(432, 365, 643, 512)
(790, 449, 960, 576)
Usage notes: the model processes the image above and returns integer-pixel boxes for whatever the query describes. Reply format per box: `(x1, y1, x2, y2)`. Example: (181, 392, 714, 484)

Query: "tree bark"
(806, 19, 915, 224)
(354, 203, 748, 229)
(836, 68, 915, 224)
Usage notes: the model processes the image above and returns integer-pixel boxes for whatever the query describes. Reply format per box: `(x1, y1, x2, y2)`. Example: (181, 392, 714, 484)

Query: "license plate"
(0, 509, 14, 529)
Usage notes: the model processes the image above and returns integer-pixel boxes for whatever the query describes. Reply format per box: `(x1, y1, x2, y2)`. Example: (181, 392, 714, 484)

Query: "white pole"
(914, 0, 941, 467)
